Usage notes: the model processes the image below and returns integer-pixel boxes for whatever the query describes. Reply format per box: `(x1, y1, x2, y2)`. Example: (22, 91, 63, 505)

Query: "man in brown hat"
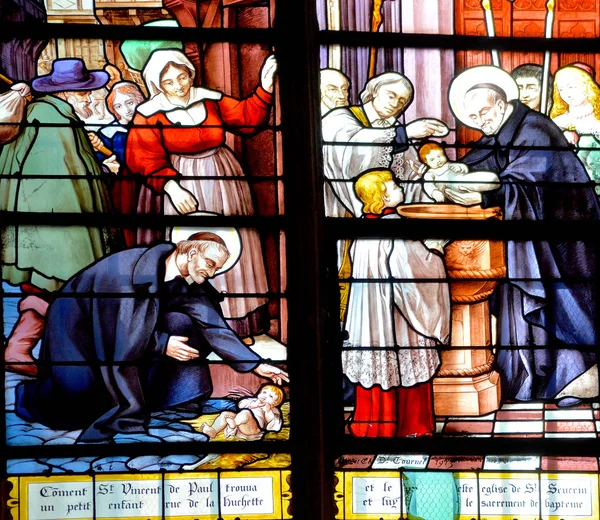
(1, 58, 120, 376)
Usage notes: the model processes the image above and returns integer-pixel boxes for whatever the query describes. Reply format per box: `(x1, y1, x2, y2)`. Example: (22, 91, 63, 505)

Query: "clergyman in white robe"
(321, 103, 429, 219)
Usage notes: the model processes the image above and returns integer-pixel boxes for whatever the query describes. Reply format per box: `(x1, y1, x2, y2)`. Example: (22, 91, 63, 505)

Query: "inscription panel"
(7, 471, 290, 520)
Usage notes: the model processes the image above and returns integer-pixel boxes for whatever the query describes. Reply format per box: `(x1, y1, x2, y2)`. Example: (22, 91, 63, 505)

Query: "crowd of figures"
(0, 49, 289, 442)
(319, 62, 600, 437)
(2, 45, 600, 442)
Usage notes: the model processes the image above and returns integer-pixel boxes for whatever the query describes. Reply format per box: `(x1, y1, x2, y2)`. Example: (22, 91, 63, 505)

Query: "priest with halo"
(446, 65, 599, 407)
(14, 220, 288, 442)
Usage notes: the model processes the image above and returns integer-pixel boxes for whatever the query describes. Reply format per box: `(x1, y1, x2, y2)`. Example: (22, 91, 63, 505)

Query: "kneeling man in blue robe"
(15, 232, 288, 442)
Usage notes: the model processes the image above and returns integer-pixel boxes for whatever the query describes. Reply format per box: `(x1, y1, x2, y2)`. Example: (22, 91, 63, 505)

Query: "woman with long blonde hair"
(551, 64, 600, 195)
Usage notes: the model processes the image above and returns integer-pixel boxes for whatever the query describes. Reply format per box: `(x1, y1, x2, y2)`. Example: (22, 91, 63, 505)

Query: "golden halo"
(169, 212, 242, 275)
(448, 66, 519, 129)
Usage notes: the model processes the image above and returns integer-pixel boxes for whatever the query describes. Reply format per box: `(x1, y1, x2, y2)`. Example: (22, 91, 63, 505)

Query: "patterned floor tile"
(545, 432, 596, 438)
(444, 421, 494, 434)
(493, 433, 543, 438)
(496, 410, 543, 421)
(501, 402, 544, 410)
(446, 412, 496, 421)
(545, 409, 593, 421)
(494, 421, 544, 434)
(545, 421, 595, 433)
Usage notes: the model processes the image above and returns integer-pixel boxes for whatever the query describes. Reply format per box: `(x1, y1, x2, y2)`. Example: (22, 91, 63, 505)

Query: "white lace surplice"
(343, 218, 450, 389)
(322, 107, 397, 218)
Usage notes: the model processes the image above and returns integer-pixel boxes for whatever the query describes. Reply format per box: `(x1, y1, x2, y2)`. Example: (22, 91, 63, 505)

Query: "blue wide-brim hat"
(32, 58, 109, 93)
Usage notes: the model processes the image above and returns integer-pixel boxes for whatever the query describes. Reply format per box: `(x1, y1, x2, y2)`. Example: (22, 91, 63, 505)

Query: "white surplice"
(342, 215, 451, 389)
(322, 107, 397, 218)
(322, 106, 431, 219)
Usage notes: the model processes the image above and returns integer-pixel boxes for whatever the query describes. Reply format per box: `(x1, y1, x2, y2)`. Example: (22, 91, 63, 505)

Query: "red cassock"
(350, 382, 435, 437)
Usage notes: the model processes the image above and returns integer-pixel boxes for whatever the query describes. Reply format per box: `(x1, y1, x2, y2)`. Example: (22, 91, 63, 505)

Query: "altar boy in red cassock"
(343, 169, 450, 437)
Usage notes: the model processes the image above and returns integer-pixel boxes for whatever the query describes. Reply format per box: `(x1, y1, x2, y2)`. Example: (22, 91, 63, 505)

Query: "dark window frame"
(2, 2, 600, 519)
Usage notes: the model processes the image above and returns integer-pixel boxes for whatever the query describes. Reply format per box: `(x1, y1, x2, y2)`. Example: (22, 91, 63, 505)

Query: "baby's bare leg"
(202, 411, 235, 438)
(230, 409, 262, 437)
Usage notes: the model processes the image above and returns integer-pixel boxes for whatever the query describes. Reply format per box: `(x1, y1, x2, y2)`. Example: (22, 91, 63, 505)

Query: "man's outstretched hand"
(166, 336, 200, 361)
(445, 188, 482, 206)
(254, 363, 289, 385)
(406, 118, 449, 139)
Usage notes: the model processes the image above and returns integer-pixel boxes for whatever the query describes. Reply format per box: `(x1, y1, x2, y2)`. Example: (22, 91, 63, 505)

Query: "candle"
(481, 0, 500, 67)
(482, 0, 495, 37)
(540, 0, 555, 114)
(545, 0, 555, 39)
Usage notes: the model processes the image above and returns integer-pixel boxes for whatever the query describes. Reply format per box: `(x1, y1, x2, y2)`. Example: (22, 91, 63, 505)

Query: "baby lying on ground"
(414, 142, 500, 202)
(201, 384, 284, 441)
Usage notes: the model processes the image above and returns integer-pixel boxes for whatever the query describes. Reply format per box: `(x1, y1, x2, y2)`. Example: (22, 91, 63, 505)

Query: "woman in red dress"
(127, 50, 277, 340)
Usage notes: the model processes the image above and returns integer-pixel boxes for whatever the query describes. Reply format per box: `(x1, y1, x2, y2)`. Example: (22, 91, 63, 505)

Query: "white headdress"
(142, 49, 196, 98)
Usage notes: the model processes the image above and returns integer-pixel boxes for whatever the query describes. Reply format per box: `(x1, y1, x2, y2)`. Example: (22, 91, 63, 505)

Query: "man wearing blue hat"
(1, 58, 120, 377)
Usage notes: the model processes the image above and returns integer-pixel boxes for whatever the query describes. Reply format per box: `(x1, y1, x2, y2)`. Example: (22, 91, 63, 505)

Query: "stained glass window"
(0, 0, 305, 518)
(4, 0, 600, 518)
(317, 1, 600, 518)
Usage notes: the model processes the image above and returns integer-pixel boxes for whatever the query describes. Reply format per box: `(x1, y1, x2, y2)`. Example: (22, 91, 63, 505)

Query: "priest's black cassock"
(462, 100, 600, 401)
(15, 243, 261, 441)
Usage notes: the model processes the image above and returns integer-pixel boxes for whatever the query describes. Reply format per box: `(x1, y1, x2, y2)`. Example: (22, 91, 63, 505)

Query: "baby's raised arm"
(239, 397, 262, 410)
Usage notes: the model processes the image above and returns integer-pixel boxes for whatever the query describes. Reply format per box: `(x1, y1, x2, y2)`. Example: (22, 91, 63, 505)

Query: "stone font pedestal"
(397, 204, 504, 417)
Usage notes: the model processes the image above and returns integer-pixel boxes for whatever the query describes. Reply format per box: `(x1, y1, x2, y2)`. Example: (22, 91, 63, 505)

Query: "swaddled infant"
(415, 142, 500, 203)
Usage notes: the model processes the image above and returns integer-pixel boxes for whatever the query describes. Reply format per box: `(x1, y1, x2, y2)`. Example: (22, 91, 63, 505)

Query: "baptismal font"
(397, 204, 504, 416)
